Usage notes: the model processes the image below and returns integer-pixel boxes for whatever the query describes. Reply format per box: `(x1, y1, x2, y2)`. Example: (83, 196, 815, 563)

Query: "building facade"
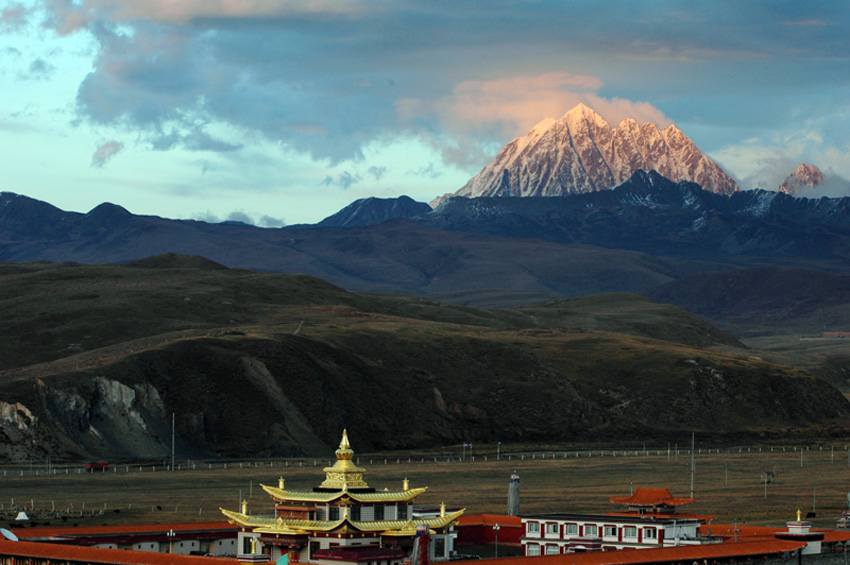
(521, 487, 712, 555)
(222, 431, 463, 565)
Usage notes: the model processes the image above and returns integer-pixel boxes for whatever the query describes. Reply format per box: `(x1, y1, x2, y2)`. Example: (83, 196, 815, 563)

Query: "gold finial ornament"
(797, 509, 801, 522)
(440, 502, 446, 517)
(320, 430, 368, 489)
(279, 477, 285, 490)
(403, 478, 409, 491)
(242, 500, 248, 515)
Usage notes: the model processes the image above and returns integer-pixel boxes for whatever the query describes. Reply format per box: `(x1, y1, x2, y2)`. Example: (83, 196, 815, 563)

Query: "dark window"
(329, 507, 339, 521)
(374, 506, 384, 520)
(350, 506, 361, 521)
(435, 538, 445, 557)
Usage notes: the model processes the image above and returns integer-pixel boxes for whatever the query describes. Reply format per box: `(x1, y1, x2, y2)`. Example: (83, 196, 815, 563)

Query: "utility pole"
(690, 433, 695, 498)
(171, 413, 176, 471)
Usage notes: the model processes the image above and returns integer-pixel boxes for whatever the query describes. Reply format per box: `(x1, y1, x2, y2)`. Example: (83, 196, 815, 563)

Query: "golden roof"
(320, 429, 368, 489)
(262, 484, 427, 503)
(221, 507, 465, 536)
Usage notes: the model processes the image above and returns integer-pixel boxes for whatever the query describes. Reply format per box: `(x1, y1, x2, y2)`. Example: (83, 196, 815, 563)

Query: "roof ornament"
(320, 430, 368, 490)
(403, 478, 409, 492)
(242, 500, 248, 515)
(279, 477, 285, 490)
(440, 502, 446, 517)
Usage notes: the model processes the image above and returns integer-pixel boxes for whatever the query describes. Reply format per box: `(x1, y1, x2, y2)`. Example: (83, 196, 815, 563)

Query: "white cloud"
(398, 71, 672, 168)
(42, 0, 363, 33)
(91, 139, 124, 167)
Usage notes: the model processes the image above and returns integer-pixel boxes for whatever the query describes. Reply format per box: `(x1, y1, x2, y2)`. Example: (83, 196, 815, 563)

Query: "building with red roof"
(14, 521, 238, 555)
(0, 538, 237, 565)
(454, 514, 523, 547)
(521, 487, 713, 556)
(608, 488, 694, 514)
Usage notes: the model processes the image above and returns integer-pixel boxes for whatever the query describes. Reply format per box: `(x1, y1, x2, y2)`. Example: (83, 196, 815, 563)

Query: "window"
(526, 544, 541, 556)
(584, 525, 597, 537)
(624, 527, 637, 539)
(644, 528, 657, 539)
(603, 526, 616, 537)
(545, 545, 560, 555)
(374, 506, 384, 520)
(527, 522, 540, 534)
(350, 506, 361, 521)
(329, 507, 339, 521)
(435, 538, 445, 558)
(566, 524, 578, 535)
(398, 505, 408, 520)
(545, 523, 559, 536)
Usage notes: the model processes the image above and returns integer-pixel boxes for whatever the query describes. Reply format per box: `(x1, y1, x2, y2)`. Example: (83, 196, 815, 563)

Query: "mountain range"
(3, 104, 850, 459)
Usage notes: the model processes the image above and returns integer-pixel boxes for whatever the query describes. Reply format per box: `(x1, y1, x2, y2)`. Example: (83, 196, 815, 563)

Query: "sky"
(1, 1, 849, 226)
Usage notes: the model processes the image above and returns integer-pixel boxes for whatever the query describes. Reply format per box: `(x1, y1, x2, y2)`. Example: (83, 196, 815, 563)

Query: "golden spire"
(403, 478, 409, 491)
(279, 477, 285, 490)
(440, 502, 446, 517)
(320, 430, 368, 490)
(242, 500, 248, 515)
(797, 509, 801, 522)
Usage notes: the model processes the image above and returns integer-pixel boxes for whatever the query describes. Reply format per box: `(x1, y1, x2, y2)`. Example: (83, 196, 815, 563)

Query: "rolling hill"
(0, 258, 846, 462)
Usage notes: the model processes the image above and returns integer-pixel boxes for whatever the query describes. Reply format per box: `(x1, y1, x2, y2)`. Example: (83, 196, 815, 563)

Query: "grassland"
(3, 445, 850, 531)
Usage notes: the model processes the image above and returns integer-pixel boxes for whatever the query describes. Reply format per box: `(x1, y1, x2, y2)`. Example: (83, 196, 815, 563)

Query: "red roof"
(15, 521, 236, 539)
(467, 539, 806, 565)
(456, 514, 523, 528)
(0, 539, 236, 565)
(609, 488, 694, 507)
(706, 523, 850, 544)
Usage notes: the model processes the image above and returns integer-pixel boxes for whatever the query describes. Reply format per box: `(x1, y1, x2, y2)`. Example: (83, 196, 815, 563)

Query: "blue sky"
(1, 1, 848, 225)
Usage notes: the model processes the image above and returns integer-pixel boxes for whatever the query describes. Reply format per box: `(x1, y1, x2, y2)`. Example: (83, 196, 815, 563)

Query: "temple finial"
(340, 429, 350, 450)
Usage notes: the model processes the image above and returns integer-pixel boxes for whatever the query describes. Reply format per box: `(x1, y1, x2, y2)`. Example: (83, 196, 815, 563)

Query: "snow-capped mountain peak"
(440, 103, 739, 205)
(779, 163, 825, 195)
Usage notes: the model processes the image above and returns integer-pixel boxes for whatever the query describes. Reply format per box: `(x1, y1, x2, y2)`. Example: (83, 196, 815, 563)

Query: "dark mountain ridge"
(0, 259, 844, 461)
(423, 171, 850, 270)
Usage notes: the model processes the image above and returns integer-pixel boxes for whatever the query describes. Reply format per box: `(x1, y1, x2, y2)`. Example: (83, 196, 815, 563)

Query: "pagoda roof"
(609, 487, 694, 507)
(220, 507, 464, 536)
(262, 484, 427, 504)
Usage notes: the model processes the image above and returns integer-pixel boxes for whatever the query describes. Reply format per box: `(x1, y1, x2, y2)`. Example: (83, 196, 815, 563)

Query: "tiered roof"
(221, 430, 463, 537)
(609, 487, 694, 508)
(221, 508, 464, 536)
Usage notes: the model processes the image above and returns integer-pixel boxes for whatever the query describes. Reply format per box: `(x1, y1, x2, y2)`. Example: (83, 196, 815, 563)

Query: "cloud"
(409, 72, 671, 140)
(19, 58, 57, 81)
(32, 0, 850, 184)
(320, 170, 362, 189)
(399, 71, 672, 168)
(42, 0, 363, 33)
(406, 163, 442, 180)
(91, 140, 124, 167)
(225, 210, 254, 225)
(258, 214, 286, 228)
(367, 166, 387, 181)
(193, 211, 221, 223)
(0, 2, 29, 31)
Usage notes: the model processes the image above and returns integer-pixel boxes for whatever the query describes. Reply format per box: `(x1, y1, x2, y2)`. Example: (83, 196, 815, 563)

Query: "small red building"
(455, 514, 523, 546)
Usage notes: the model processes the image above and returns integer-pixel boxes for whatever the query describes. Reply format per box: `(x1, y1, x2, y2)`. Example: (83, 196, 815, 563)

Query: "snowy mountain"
(437, 104, 738, 204)
(779, 163, 826, 195)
